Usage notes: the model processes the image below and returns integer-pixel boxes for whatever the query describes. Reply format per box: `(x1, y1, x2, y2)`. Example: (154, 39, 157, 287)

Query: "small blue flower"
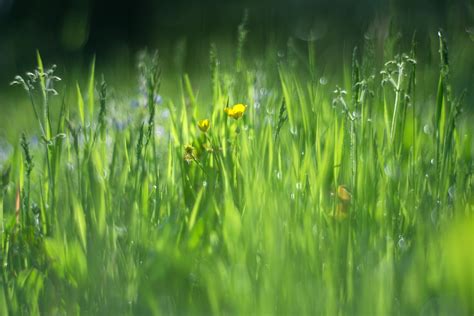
(130, 99, 140, 108)
(154, 94, 163, 105)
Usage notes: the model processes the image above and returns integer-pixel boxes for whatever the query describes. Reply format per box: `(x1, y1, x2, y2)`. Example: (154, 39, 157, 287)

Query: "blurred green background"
(0, 2, 473, 314)
(1, 0, 473, 140)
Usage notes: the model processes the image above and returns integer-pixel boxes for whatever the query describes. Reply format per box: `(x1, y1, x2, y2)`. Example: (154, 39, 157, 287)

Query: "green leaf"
(36, 50, 46, 100)
(73, 198, 87, 251)
(188, 187, 204, 231)
(88, 56, 96, 121)
(76, 82, 85, 126)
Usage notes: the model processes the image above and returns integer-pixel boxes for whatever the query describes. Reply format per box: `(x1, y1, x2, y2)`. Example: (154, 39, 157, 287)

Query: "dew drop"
(423, 124, 432, 135)
(275, 170, 282, 180)
(266, 108, 274, 115)
(161, 109, 170, 119)
(296, 182, 303, 191)
(398, 236, 407, 250)
(290, 126, 298, 135)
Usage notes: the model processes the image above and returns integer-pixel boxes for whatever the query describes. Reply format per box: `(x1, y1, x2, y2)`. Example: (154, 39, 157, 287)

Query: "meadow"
(0, 23, 473, 315)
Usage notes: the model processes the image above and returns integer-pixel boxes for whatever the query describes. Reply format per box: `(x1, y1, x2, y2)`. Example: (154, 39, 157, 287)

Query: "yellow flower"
(337, 185, 352, 202)
(197, 119, 210, 132)
(224, 103, 247, 119)
(333, 185, 351, 221)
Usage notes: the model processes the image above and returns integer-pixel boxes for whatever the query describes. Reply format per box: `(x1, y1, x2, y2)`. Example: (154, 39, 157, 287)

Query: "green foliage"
(1, 30, 473, 316)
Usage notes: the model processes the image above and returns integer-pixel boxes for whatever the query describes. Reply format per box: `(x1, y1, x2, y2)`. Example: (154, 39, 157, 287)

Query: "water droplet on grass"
(161, 109, 170, 119)
(398, 236, 407, 250)
(319, 77, 328, 85)
(423, 124, 432, 135)
(275, 170, 282, 180)
(154, 94, 163, 105)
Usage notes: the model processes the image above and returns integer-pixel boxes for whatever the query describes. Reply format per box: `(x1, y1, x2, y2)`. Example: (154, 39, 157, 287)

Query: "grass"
(0, 25, 473, 315)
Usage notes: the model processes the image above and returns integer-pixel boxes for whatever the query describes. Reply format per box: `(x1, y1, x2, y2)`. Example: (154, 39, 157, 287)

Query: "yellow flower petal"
(198, 119, 210, 132)
(337, 185, 352, 202)
(224, 103, 247, 119)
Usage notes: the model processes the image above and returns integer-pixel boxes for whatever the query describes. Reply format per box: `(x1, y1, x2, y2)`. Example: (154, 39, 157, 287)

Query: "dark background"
(1, 0, 472, 70)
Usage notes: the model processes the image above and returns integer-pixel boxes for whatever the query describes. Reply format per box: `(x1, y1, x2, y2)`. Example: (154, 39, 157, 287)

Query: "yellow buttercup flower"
(224, 103, 247, 119)
(198, 119, 210, 132)
(334, 185, 351, 221)
(337, 185, 352, 202)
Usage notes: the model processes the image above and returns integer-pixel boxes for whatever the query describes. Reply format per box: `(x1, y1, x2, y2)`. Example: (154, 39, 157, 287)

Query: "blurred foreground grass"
(0, 26, 473, 315)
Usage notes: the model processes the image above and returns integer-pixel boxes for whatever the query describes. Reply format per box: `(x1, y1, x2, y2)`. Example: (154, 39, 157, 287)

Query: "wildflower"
(337, 185, 352, 202)
(198, 119, 210, 132)
(334, 185, 351, 221)
(224, 103, 247, 119)
(184, 144, 196, 163)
